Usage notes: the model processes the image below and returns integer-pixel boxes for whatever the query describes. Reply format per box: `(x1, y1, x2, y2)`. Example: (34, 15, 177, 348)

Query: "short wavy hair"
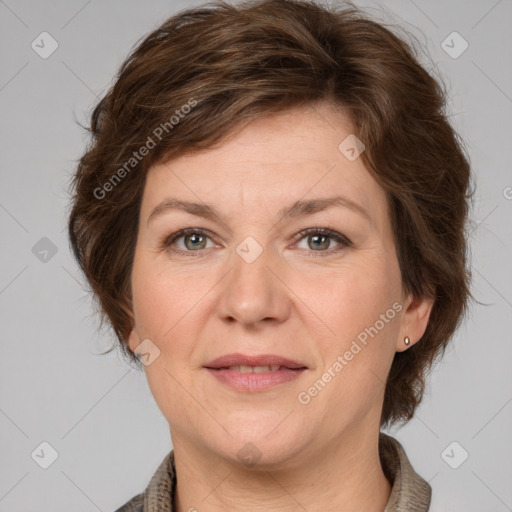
(67, 0, 474, 428)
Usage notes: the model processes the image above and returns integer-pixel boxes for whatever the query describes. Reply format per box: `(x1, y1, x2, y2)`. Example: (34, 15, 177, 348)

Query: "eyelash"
(160, 227, 352, 258)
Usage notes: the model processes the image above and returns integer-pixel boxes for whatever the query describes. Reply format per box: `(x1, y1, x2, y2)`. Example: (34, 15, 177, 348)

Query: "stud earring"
(404, 336, 411, 346)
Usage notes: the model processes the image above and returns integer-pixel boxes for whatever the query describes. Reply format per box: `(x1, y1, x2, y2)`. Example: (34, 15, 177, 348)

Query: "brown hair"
(67, 0, 474, 428)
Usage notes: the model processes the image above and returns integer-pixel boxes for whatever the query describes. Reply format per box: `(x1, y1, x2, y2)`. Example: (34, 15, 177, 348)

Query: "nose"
(215, 239, 292, 327)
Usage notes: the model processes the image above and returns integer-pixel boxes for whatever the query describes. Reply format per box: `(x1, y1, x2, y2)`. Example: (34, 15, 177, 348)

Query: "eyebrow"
(147, 195, 370, 227)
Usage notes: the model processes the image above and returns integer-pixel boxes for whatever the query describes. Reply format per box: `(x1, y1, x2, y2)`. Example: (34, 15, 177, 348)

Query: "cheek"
(299, 269, 400, 422)
(131, 257, 195, 338)
(301, 262, 400, 340)
(297, 258, 401, 406)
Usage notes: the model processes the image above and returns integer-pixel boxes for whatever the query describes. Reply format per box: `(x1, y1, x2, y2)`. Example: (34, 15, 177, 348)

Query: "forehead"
(141, 103, 387, 225)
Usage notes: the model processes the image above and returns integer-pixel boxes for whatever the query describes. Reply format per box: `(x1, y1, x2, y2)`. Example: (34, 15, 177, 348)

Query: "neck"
(171, 428, 392, 512)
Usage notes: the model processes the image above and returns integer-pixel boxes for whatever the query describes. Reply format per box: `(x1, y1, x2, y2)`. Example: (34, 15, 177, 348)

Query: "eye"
(161, 228, 216, 257)
(294, 228, 352, 256)
(160, 227, 352, 257)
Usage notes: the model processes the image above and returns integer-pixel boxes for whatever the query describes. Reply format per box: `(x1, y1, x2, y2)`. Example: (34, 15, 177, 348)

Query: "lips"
(204, 353, 307, 370)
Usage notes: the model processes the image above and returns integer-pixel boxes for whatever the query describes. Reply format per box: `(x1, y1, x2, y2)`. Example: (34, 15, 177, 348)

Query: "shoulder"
(113, 492, 144, 512)
(379, 432, 432, 512)
(113, 449, 175, 512)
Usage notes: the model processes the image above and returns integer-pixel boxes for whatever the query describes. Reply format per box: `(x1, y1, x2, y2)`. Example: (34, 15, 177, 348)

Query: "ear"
(395, 293, 434, 352)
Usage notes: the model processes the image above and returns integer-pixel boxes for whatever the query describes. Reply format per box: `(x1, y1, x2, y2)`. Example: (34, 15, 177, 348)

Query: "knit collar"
(128, 432, 431, 512)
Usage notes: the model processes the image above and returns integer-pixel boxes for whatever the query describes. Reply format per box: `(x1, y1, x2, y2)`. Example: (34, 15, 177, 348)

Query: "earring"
(404, 336, 411, 346)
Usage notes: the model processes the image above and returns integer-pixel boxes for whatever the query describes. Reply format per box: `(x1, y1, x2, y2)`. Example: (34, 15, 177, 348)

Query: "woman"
(67, 0, 473, 510)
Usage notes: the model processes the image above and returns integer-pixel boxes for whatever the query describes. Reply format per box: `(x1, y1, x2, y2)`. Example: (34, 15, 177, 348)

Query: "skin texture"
(128, 101, 433, 512)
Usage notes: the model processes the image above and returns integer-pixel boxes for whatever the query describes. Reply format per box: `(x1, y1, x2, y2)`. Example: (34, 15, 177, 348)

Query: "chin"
(206, 419, 309, 469)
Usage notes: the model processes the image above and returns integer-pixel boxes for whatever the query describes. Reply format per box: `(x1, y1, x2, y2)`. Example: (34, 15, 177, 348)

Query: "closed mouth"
(207, 365, 305, 373)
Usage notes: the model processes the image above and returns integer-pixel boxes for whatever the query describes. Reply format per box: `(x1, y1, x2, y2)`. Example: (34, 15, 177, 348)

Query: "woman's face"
(128, 102, 431, 466)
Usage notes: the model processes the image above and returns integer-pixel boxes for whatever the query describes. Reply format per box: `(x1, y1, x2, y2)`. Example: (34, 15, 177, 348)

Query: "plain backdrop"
(0, 0, 511, 511)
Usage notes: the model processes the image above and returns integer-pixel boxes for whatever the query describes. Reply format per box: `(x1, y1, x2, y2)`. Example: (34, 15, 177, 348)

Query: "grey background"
(0, 0, 511, 510)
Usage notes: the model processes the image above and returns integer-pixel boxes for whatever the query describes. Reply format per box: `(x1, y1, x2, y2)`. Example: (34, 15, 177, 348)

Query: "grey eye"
(180, 233, 211, 250)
